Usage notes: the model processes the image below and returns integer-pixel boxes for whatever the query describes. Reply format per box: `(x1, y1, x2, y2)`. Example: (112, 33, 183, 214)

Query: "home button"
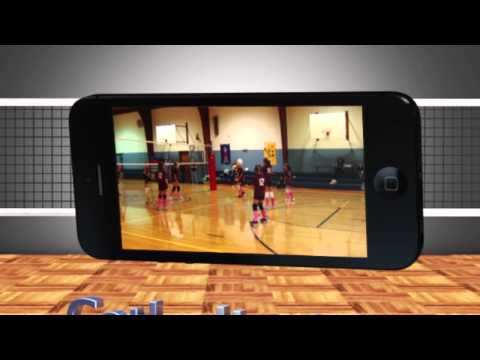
(374, 167, 402, 193)
(384, 176, 399, 192)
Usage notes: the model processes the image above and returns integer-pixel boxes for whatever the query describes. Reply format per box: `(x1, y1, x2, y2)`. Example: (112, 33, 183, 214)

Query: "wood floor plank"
(1, 255, 480, 314)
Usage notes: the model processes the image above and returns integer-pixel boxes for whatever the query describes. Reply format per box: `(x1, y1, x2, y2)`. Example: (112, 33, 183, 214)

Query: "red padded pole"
(208, 152, 217, 191)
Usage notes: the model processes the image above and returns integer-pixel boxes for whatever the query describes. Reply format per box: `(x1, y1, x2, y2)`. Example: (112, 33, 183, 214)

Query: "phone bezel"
(70, 92, 423, 269)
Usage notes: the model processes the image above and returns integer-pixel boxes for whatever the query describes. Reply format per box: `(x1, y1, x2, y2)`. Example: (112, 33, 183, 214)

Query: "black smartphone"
(70, 92, 423, 269)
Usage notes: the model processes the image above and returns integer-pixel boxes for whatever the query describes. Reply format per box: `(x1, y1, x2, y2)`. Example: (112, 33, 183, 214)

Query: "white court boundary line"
(0, 98, 479, 217)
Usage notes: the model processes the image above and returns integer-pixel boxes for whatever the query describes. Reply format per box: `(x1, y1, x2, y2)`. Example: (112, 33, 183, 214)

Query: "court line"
(315, 200, 350, 228)
(122, 231, 222, 253)
(266, 201, 364, 231)
(207, 233, 224, 238)
(269, 218, 364, 233)
(315, 207, 342, 228)
(249, 225, 277, 255)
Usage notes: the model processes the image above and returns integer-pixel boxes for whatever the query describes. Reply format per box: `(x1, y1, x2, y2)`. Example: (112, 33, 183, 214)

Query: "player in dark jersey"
(283, 162, 295, 203)
(250, 165, 267, 225)
(233, 160, 246, 198)
(170, 162, 183, 200)
(156, 160, 169, 210)
(262, 158, 275, 208)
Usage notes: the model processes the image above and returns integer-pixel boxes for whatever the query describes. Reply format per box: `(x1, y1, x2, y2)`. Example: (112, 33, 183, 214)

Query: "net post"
(208, 152, 217, 191)
(206, 144, 217, 191)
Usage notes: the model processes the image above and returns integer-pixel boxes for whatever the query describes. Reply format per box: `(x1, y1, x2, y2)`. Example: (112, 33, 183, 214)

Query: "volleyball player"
(283, 162, 295, 203)
(250, 164, 267, 225)
(170, 161, 183, 200)
(156, 160, 169, 210)
(233, 159, 246, 198)
(262, 158, 275, 208)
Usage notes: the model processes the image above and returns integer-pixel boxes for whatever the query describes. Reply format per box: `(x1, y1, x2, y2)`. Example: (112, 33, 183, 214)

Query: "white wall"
(151, 107, 204, 152)
(113, 111, 147, 154)
(209, 107, 282, 151)
(287, 106, 363, 149)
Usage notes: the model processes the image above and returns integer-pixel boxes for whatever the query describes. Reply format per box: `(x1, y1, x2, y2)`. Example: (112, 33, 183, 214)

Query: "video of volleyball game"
(113, 106, 366, 258)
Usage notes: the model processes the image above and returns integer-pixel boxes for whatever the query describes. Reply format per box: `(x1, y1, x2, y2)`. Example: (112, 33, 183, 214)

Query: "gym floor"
(1, 254, 480, 314)
(120, 181, 367, 257)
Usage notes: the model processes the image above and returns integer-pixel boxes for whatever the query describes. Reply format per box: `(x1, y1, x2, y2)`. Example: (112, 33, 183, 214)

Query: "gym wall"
(286, 106, 364, 177)
(209, 106, 283, 172)
(114, 107, 205, 175)
(113, 111, 146, 154)
(113, 111, 149, 175)
(287, 106, 363, 149)
(152, 107, 203, 153)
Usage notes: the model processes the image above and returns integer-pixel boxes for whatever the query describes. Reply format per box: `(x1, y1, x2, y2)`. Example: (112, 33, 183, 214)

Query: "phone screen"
(113, 106, 366, 258)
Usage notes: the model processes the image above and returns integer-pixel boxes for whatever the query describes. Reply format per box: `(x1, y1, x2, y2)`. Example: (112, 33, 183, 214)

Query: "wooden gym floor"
(120, 181, 367, 257)
(1, 254, 480, 314)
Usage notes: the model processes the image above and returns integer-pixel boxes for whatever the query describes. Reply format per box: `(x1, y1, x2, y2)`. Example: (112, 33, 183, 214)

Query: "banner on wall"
(220, 144, 231, 164)
(264, 142, 277, 166)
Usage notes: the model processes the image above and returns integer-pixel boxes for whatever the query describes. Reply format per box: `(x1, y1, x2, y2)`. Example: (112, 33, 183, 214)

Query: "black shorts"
(254, 191, 265, 201)
(144, 174, 151, 184)
(265, 179, 273, 187)
(158, 183, 168, 191)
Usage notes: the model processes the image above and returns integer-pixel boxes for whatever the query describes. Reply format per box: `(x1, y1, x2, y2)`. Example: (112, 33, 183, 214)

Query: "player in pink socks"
(262, 158, 275, 208)
(156, 160, 169, 210)
(233, 160, 246, 198)
(170, 162, 183, 201)
(250, 165, 267, 225)
(283, 163, 295, 204)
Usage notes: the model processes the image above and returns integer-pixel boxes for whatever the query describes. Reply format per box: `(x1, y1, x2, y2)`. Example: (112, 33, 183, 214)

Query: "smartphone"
(70, 92, 423, 269)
